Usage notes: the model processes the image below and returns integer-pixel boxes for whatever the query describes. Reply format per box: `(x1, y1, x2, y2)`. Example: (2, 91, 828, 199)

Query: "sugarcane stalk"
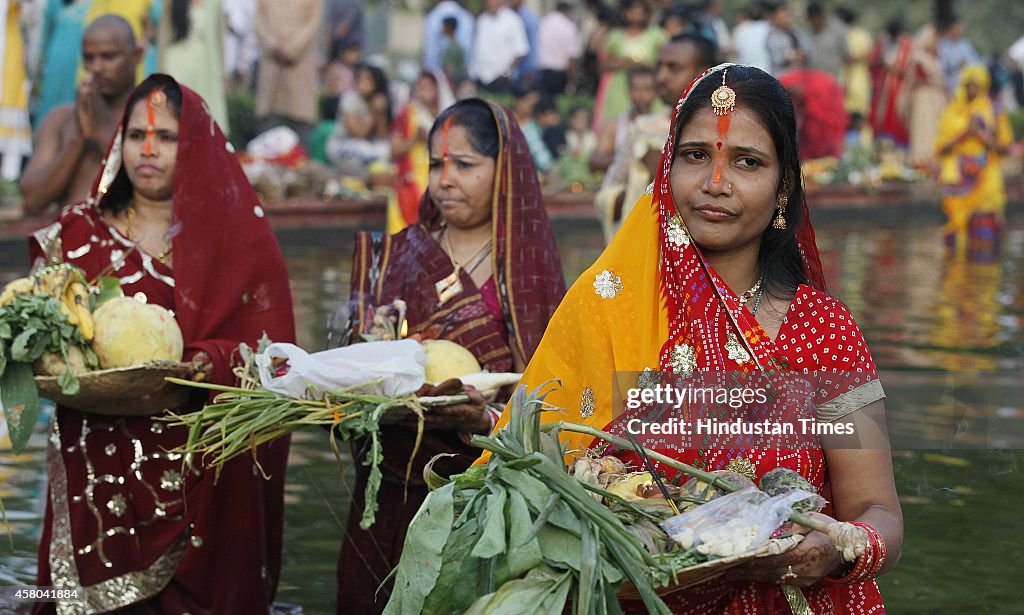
(545, 421, 831, 534)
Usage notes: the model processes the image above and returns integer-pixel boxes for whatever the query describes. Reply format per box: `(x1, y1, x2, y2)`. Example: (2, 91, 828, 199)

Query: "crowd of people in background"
(0, 0, 1022, 240)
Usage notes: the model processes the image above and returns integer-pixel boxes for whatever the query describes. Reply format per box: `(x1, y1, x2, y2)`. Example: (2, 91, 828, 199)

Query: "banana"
(0, 277, 35, 307)
(4, 265, 95, 340)
(60, 283, 79, 325)
(66, 282, 94, 340)
(31, 265, 74, 298)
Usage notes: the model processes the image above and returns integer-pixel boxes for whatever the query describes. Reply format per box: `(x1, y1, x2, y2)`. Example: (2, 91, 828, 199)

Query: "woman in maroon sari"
(338, 99, 567, 614)
(30, 74, 295, 614)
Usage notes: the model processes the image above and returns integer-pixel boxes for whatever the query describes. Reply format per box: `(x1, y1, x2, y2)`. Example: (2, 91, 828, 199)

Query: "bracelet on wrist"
(822, 522, 886, 585)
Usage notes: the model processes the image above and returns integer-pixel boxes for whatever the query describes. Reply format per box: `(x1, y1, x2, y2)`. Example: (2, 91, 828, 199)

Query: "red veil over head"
(93, 73, 295, 359)
(652, 63, 826, 374)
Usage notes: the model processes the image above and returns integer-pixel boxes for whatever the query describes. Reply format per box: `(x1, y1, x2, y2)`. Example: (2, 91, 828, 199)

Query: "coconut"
(91, 297, 184, 369)
(421, 339, 481, 384)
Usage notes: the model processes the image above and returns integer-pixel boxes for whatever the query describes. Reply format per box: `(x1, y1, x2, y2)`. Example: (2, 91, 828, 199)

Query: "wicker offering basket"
(35, 361, 192, 414)
(618, 534, 804, 600)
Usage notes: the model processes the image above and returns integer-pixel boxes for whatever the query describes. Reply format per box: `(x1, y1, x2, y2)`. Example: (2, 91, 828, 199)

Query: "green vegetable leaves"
(0, 293, 96, 453)
(383, 482, 456, 615)
(384, 385, 677, 615)
(0, 361, 40, 453)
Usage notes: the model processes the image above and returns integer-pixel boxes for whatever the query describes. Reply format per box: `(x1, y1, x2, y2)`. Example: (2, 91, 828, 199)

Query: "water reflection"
(0, 214, 1021, 613)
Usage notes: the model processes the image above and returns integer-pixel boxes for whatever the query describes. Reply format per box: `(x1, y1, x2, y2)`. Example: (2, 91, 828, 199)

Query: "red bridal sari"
(338, 100, 567, 614)
(487, 66, 888, 613)
(30, 74, 296, 614)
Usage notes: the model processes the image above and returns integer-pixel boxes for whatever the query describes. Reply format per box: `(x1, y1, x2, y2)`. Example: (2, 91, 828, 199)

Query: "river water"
(1, 211, 1022, 613)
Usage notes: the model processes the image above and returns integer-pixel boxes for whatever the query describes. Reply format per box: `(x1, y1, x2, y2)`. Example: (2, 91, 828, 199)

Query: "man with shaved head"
(20, 15, 141, 216)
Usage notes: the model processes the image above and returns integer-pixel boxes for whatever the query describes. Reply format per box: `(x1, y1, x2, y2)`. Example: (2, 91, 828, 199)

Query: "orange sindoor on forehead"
(440, 115, 455, 182)
(710, 69, 735, 185)
(143, 89, 167, 154)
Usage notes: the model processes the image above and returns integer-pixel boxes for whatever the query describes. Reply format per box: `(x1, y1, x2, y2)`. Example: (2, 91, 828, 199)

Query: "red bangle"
(823, 522, 886, 584)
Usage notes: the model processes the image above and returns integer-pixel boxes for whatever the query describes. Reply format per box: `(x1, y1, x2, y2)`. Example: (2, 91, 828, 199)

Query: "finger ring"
(780, 565, 797, 582)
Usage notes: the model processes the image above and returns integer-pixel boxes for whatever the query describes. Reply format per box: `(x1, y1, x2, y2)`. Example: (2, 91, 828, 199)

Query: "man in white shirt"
(734, 1, 772, 71)
(537, 2, 582, 96)
(472, 0, 529, 93)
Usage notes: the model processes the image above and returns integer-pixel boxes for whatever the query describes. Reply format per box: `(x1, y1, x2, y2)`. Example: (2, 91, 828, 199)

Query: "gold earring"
(772, 191, 788, 230)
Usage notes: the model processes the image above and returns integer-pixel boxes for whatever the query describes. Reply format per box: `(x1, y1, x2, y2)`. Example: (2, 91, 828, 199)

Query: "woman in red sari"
(869, 21, 913, 146)
(339, 98, 567, 614)
(30, 74, 295, 614)
(487, 64, 903, 612)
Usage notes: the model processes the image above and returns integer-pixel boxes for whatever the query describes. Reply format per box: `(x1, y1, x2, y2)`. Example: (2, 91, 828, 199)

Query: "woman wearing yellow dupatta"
(484, 64, 903, 612)
(936, 64, 1013, 256)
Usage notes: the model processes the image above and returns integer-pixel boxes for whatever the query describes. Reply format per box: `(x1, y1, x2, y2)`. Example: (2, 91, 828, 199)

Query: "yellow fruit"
(605, 472, 654, 502)
(421, 339, 481, 384)
(0, 277, 34, 306)
(65, 282, 94, 340)
(91, 297, 184, 368)
(34, 346, 89, 376)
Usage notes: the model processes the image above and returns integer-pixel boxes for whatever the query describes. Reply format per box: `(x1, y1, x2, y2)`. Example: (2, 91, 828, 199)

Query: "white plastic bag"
(660, 486, 824, 558)
(255, 340, 426, 398)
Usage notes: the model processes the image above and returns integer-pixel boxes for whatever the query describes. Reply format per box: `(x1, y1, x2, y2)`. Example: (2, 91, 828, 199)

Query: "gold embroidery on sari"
(666, 216, 691, 247)
(725, 331, 751, 363)
(96, 131, 122, 197)
(726, 457, 758, 481)
(580, 387, 596, 418)
(593, 270, 623, 299)
(670, 343, 696, 375)
(817, 379, 885, 422)
(48, 415, 189, 614)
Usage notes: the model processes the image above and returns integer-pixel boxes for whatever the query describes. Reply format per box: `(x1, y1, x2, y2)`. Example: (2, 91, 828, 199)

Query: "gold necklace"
(126, 206, 173, 264)
(443, 228, 492, 272)
(724, 276, 763, 364)
(435, 228, 491, 305)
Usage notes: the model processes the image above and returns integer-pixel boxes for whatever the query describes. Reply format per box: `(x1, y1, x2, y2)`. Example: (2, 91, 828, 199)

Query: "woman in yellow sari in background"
(936, 64, 1013, 256)
(387, 71, 454, 234)
(0, 0, 30, 181)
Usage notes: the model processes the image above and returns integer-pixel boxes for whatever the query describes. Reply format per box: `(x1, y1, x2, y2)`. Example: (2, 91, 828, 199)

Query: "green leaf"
(10, 327, 37, 362)
(537, 524, 583, 571)
(0, 362, 41, 453)
(471, 486, 508, 559)
(56, 367, 80, 396)
(90, 277, 124, 311)
(464, 565, 571, 615)
(383, 482, 456, 615)
(497, 487, 544, 581)
(577, 521, 598, 615)
(493, 465, 551, 512)
(422, 517, 485, 614)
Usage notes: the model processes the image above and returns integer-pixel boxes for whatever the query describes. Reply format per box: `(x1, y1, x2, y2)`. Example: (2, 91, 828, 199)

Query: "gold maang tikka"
(711, 68, 736, 116)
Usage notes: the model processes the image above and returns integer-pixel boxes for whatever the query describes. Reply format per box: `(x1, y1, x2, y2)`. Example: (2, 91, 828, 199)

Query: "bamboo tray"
(619, 534, 804, 599)
(35, 360, 193, 415)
